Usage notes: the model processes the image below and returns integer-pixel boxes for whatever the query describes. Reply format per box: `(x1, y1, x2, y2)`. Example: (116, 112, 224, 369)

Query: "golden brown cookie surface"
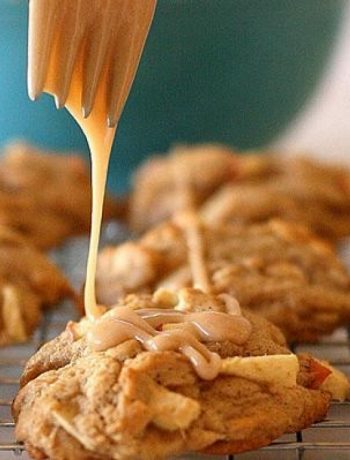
(129, 145, 350, 240)
(129, 143, 241, 232)
(200, 154, 350, 240)
(0, 225, 74, 345)
(14, 291, 332, 460)
(97, 219, 350, 342)
(0, 142, 122, 249)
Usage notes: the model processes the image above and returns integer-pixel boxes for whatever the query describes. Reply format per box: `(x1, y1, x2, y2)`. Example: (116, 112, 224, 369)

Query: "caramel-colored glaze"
(28, 0, 157, 319)
(88, 307, 252, 380)
(28, 3, 253, 381)
(139, 309, 251, 343)
(175, 212, 212, 294)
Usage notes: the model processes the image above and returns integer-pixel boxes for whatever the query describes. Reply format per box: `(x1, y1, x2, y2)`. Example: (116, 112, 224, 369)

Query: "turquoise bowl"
(0, 0, 343, 192)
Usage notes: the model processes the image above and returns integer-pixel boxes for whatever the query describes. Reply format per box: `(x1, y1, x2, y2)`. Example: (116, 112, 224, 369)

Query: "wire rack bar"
(264, 442, 350, 451)
(0, 359, 26, 366)
(0, 422, 15, 428)
(0, 445, 24, 452)
(0, 399, 12, 406)
(0, 378, 19, 385)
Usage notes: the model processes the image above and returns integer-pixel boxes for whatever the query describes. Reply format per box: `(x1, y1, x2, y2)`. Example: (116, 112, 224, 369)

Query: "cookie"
(129, 145, 350, 240)
(129, 143, 241, 232)
(202, 155, 350, 241)
(96, 219, 350, 342)
(14, 289, 343, 459)
(0, 142, 123, 249)
(0, 225, 75, 345)
(199, 154, 350, 240)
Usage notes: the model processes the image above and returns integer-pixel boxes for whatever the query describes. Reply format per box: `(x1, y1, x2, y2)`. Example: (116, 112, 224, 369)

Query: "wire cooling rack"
(1, 229, 350, 460)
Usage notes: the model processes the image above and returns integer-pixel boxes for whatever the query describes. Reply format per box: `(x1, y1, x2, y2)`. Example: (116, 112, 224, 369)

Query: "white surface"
(274, 2, 350, 165)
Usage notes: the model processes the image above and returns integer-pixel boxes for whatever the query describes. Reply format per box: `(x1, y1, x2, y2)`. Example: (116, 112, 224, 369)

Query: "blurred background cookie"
(0, 225, 75, 345)
(129, 146, 350, 241)
(97, 218, 350, 342)
(0, 142, 124, 249)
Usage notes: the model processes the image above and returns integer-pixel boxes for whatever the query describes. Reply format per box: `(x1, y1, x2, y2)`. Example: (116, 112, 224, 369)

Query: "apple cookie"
(130, 145, 350, 240)
(0, 142, 123, 249)
(201, 154, 350, 241)
(129, 143, 243, 232)
(0, 225, 74, 345)
(14, 288, 347, 459)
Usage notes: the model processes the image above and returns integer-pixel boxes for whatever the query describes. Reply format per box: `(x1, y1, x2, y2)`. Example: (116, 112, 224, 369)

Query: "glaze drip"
(88, 305, 252, 380)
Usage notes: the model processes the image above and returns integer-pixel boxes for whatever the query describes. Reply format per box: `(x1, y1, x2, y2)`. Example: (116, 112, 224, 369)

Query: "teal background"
(0, 0, 344, 192)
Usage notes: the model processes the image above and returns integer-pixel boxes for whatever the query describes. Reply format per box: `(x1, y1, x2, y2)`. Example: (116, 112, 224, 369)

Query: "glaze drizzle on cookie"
(88, 305, 252, 380)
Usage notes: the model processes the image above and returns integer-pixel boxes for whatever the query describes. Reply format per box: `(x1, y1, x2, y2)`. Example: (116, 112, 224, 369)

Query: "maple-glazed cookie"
(0, 225, 75, 345)
(97, 219, 350, 342)
(14, 289, 347, 460)
(0, 142, 123, 249)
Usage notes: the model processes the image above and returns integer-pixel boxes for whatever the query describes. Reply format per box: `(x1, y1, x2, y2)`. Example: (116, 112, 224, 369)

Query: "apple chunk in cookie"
(14, 288, 348, 460)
